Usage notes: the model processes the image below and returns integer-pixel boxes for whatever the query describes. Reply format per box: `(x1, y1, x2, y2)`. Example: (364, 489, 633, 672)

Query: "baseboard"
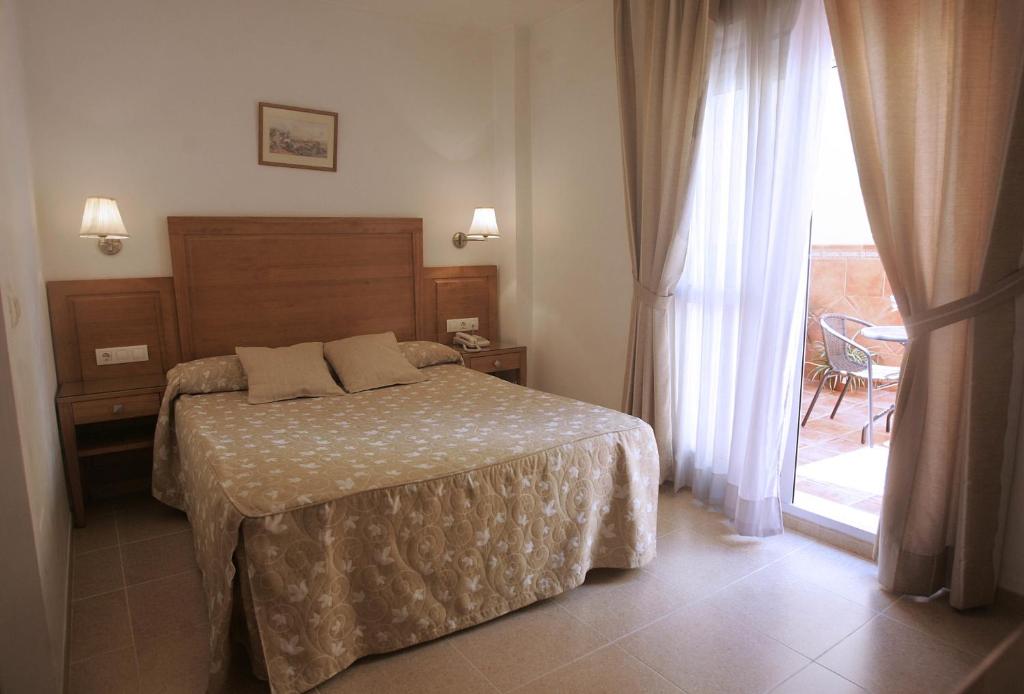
(783, 510, 875, 560)
(62, 521, 72, 694)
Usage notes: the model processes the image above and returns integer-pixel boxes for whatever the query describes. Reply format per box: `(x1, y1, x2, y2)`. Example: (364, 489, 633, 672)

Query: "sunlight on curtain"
(670, 0, 831, 536)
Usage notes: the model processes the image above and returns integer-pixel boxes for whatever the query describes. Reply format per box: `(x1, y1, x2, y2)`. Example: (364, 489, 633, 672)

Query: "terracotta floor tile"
(121, 530, 197, 586)
(448, 600, 606, 692)
(511, 644, 681, 694)
(68, 647, 139, 694)
(73, 546, 125, 599)
(70, 590, 133, 662)
(319, 638, 496, 693)
(819, 615, 978, 694)
(620, 602, 809, 694)
(73, 514, 118, 555)
(126, 570, 208, 642)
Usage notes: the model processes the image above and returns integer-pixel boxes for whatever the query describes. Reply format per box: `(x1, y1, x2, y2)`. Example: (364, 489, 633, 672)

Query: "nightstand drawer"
(468, 352, 522, 374)
(72, 393, 161, 424)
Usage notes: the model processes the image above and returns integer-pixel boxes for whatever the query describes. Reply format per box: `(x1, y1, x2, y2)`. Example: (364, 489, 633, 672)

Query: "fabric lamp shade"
(466, 207, 500, 240)
(79, 197, 129, 239)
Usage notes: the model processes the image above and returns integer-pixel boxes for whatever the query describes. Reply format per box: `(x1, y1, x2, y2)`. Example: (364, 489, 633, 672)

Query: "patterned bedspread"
(152, 359, 659, 693)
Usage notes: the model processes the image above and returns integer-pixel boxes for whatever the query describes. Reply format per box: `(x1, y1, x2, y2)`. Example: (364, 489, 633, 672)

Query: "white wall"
(0, 0, 70, 690)
(18, 0, 518, 337)
(527, 0, 631, 409)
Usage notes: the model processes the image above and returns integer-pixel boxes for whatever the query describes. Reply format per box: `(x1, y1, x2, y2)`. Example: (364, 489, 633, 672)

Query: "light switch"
(95, 344, 150, 365)
(446, 317, 480, 333)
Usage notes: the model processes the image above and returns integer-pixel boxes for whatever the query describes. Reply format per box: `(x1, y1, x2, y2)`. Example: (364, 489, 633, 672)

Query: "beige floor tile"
(818, 614, 979, 694)
(448, 600, 606, 692)
(770, 540, 897, 611)
(619, 601, 808, 694)
(71, 590, 134, 662)
(706, 564, 875, 658)
(68, 647, 139, 694)
(121, 530, 197, 586)
(136, 625, 210, 694)
(116, 496, 190, 544)
(644, 523, 808, 603)
(656, 486, 722, 536)
(127, 570, 208, 642)
(511, 644, 681, 694)
(319, 638, 496, 693)
(883, 592, 1024, 657)
(73, 514, 119, 555)
(770, 663, 865, 694)
(73, 546, 125, 599)
(555, 568, 679, 640)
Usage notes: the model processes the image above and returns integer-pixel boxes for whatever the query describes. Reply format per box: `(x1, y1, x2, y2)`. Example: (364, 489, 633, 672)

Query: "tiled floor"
(795, 378, 897, 531)
(69, 488, 1022, 694)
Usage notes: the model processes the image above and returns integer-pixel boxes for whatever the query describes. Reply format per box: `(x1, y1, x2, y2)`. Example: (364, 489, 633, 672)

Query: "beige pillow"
(325, 332, 428, 393)
(398, 341, 464, 368)
(235, 342, 344, 405)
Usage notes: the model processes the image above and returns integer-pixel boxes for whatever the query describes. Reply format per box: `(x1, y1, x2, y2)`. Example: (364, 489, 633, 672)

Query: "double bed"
(152, 217, 659, 693)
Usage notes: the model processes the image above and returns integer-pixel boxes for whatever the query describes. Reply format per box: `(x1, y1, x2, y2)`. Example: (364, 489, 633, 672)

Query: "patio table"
(859, 324, 908, 442)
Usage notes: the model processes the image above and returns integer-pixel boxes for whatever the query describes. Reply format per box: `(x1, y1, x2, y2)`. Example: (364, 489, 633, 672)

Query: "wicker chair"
(802, 313, 900, 447)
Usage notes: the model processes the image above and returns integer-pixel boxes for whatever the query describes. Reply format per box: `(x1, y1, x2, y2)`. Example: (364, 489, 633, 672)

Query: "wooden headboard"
(169, 217, 424, 360)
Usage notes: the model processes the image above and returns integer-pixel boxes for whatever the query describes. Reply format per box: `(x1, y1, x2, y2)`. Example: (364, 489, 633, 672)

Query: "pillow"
(169, 355, 248, 395)
(235, 342, 344, 404)
(398, 341, 464, 368)
(325, 332, 428, 393)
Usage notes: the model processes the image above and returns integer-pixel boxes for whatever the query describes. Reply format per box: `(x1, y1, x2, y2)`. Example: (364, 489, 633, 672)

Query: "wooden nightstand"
(56, 375, 166, 527)
(458, 344, 527, 385)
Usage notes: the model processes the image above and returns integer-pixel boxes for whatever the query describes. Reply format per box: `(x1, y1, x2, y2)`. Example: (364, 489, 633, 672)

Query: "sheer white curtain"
(670, 0, 831, 536)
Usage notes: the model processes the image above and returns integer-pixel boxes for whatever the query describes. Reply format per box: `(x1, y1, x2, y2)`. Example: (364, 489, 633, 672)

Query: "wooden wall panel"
(47, 278, 181, 385)
(420, 266, 498, 345)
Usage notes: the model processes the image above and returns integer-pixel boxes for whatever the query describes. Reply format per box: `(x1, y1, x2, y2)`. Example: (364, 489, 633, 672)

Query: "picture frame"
(258, 102, 338, 172)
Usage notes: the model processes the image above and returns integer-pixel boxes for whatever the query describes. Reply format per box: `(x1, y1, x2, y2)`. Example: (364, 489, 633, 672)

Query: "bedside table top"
(57, 374, 167, 401)
(453, 342, 524, 355)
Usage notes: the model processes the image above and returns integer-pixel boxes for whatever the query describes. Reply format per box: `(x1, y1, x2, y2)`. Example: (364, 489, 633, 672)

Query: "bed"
(152, 217, 660, 693)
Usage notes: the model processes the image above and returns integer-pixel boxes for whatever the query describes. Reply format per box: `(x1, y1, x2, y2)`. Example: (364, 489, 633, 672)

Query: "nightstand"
(56, 375, 166, 527)
(458, 344, 527, 385)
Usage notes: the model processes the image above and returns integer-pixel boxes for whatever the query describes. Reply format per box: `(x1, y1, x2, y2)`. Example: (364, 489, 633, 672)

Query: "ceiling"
(326, 0, 584, 30)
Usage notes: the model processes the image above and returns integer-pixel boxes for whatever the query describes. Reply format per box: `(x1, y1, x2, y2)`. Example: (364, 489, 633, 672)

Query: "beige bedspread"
(152, 359, 659, 694)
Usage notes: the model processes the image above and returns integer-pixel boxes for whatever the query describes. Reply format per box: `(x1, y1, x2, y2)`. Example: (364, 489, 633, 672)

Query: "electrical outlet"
(446, 317, 479, 333)
(95, 345, 149, 365)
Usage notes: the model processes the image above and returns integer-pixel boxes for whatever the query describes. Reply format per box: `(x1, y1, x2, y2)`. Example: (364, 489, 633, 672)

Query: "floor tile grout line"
(856, 608, 988, 662)
(116, 529, 144, 689)
(69, 566, 199, 604)
(446, 639, 502, 693)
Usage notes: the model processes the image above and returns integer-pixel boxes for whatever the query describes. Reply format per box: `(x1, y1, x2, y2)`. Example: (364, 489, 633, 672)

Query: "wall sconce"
(79, 197, 129, 255)
(452, 207, 500, 249)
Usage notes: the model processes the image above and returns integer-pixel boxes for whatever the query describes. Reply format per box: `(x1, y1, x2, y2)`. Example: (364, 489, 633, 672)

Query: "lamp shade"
(466, 207, 500, 240)
(79, 197, 129, 239)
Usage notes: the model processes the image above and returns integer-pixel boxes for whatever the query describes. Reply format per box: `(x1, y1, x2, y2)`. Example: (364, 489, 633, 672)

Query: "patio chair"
(801, 313, 900, 447)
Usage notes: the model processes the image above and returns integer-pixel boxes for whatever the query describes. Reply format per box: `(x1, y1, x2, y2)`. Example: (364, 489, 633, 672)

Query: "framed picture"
(258, 102, 338, 172)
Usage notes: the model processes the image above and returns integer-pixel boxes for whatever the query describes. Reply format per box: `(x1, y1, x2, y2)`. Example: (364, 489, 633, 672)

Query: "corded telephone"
(453, 332, 491, 351)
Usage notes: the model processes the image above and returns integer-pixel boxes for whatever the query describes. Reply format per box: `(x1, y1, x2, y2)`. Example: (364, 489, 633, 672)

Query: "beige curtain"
(615, 0, 717, 477)
(825, 0, 1024, 609)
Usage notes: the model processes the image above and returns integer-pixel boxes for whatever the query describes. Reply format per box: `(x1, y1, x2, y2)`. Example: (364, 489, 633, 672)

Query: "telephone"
(454, 332, 491, 351)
